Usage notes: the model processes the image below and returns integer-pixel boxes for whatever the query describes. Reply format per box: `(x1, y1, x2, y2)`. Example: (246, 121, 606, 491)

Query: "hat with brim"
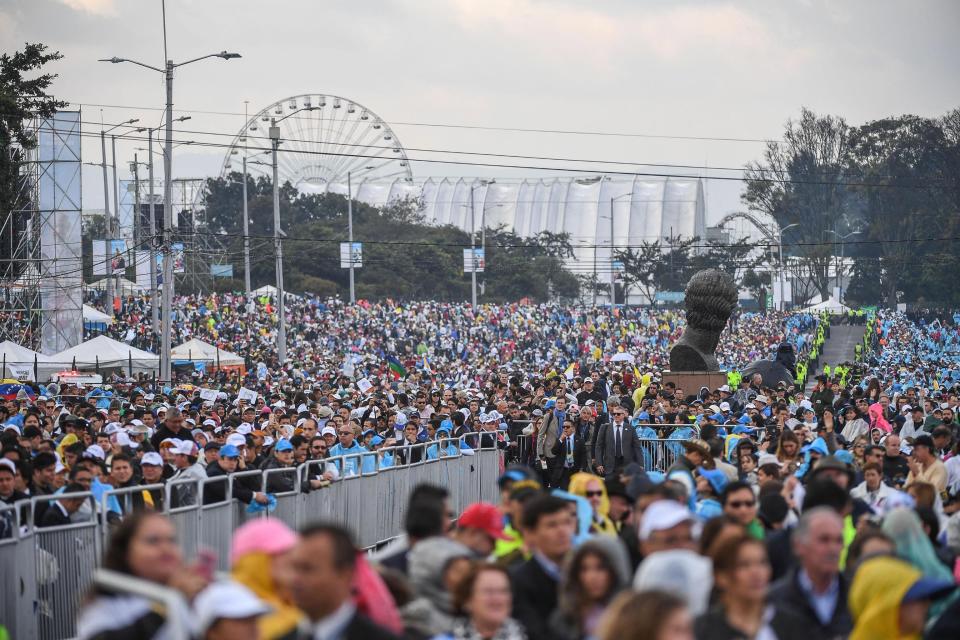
(902, 576, 957, 603)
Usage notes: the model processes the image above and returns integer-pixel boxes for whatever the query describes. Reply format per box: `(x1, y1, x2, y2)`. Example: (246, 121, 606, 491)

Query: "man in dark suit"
(288, 522, 400, 640)
(510, 494, 576, 640)
(39, 483, 87, 528)
(594, 405, 642, 478)
(551, 420, 585, 489)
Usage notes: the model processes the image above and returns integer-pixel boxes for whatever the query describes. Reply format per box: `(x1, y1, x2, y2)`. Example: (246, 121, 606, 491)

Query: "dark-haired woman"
(76, 512, 208, 639)
(434, 561, 526, 640)
(550, 536, 630, 640)
(694, 534, 804, 640)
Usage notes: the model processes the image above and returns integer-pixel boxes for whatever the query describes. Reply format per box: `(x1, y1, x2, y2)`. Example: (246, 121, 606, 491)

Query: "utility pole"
(100, 130, 113, 314)
(147, 130, 159, 334)
(609, 197, 615, 306)
(470, 191, 477, 307)
(160, 58, 174, 383)
(110, 134, 121, 311)
(132, 153, 140, 262)
(347, 171, 355, 304)
(242, 101, 251, 294)
(269, 118, 286, 365)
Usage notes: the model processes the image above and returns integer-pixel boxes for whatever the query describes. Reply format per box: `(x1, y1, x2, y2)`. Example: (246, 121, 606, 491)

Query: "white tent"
(82, 304, 114, 326)
(801, 297, 851, 313)
(51, 335, 159, 375)
(0, 341, 54, 380)
(252, 284, 278, 296)
(88, 277, 145, 294)
(171, 338, 244, 368)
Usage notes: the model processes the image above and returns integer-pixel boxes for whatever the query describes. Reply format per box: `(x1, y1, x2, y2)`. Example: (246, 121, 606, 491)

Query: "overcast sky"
(3, 0, 959, 223)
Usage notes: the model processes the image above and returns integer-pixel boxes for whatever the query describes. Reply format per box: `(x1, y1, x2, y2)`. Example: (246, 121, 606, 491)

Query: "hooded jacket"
(402, 537, 472, 637)
(848, 556, 925, 640)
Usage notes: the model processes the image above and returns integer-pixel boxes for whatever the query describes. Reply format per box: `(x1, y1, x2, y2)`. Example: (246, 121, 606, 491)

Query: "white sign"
(6, 363, 33, 381)
(199, 387, 219, 402)
(463, 248, 485, 273)
(237, 387, 258, 404)
(340, 242, 362, 268)
(356, 378, 373, 394)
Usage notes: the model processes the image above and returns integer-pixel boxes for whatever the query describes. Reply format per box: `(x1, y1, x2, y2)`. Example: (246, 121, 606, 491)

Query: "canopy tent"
(50, 335, 159, 376)
(172, 338, 245, 372)
(801, 297, 851, 313)
(251, 284, 300, 299)
(82, 304, 114, 330)
(88, 277, 145, 294)
(0, 341, 55, 381)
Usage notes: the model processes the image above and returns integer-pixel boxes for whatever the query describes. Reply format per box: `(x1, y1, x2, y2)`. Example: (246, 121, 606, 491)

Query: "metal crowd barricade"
(101, 483, 165, 549)
(262, 468, 302, 533)
(164, 478, 201, 561)
(31, 492, 101, 640)
(0, 502, 37, 640)
(198, 476, 234, 570)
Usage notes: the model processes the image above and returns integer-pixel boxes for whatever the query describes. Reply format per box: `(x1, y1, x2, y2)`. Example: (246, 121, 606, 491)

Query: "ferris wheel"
(221, 94, 413, 190)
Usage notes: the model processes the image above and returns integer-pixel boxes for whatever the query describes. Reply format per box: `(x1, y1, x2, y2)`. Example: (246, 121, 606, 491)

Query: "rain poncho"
(849, 556, 929, 640)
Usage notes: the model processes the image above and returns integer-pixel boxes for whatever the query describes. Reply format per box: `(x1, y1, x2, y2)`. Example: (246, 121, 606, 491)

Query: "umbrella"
(611, 352, 636, 363)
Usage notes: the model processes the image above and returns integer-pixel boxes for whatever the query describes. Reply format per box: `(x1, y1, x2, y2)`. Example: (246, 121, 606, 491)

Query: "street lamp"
(463, 180, 495, 306)
(777, 223, 800, 311)
(100, 50, 240, 383)
(345, 166, 375, 304)
(99, 118, 138, 315)
(606, 193, 633, 306)
(826, 229, 862, 303)
(267, 106, 318, 366)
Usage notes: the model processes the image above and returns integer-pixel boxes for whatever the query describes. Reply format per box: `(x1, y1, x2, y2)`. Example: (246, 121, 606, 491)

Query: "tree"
(615, 240, 664, 304)
(845, 115, 957, 305)
(690, 236, 765, 290)
(0, 43, 66, 278)
(742, 108, 854, 302)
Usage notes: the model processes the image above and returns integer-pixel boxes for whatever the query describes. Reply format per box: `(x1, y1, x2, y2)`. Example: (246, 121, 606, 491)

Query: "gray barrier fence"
(1, 436, 502, 640)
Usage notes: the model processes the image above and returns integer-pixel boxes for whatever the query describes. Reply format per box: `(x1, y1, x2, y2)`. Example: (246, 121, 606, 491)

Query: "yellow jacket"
(849, 556, 923, 640)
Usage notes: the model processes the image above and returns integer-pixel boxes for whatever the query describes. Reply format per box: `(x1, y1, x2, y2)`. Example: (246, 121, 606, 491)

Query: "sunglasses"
(585, 490, 603, 498)
(728, 500, 756, 509)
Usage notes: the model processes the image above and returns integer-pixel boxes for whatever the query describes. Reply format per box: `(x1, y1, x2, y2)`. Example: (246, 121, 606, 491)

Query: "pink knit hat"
(230, 517, 299, 565)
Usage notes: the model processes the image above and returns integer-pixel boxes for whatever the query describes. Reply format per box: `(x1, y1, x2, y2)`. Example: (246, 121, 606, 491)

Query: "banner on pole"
(463, 248, 485, 273)
(340, 242, 362, 268)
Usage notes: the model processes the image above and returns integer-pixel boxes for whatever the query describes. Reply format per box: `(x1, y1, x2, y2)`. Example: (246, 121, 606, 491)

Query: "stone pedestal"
(661, 371, 729, 396)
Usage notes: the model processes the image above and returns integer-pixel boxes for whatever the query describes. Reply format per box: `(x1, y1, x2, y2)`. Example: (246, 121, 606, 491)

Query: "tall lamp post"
(266, 107, 318, 365)
(607, 193, 633, 306)
(777, 223, 800, 311)
(465, 180, 495, 306)
(100, 50, 241, 382)
(826, 229, 862, 303)
(100, 118, 138, 315)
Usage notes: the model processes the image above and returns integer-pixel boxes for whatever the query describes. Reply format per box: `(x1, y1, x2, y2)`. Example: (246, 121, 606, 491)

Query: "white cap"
(745, 403, 756, 410)
(394, 412, 407, 426)
(84, 444, 106, 461)
(901, 405, 912, 414)
(717, 385, 731, 393)
(202, 419, 217, 428)
(321, 426, 337, 437)
(174, 440, 197, 456)
(638, 500, 695, 541)
(226, 433, 247, 447)
(0, 458, 16, 474)
(708, 404, 721, 415)
(141, 451, 163, 466)
(103, 422, 122, 435)
(755, 395, 769, 404)
(236, 423, 252, 435)
(192, 581, 270, 635)
(719, 402, 731, 412)
(112, 431, 132, 447)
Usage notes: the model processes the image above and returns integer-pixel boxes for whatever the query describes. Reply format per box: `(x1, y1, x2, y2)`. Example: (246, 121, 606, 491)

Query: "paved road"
(806, 324, 865, 392)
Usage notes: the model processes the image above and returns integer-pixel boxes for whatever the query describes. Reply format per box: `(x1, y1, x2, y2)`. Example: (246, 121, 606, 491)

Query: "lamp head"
(217, 51, 242, 60)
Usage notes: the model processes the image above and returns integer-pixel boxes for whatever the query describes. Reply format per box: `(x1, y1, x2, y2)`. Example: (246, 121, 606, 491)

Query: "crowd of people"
(2, 301, 960, 638)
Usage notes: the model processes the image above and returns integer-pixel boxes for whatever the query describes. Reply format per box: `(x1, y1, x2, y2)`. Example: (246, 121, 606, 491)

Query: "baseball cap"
(219, 444, 240, 458)
(226, 433, 247, 448)
(141, 451, 163, 466)
(192, 581, 270, 636)
(83, 444, 106, 461)
(0, 458, 16, 474)
(639, 500, 695, 541)
(321, 426, 337, 437)
(174, 440, 197, 456)
(274, 439, 293, 452)
(458, 502, 510, 540)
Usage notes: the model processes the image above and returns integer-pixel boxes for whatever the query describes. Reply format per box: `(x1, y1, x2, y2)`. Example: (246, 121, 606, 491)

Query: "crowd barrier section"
(3, 436, 503, 639)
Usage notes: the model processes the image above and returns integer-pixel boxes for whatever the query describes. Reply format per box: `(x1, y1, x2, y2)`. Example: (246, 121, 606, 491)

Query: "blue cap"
(274, 439, 293, 452)
(440, 419, 453, 431)
(361, 429, 375, 437)
(219, 444, 240, 458)
(698, 466, 729, 495)
(903, 576, 956, 603)
(710, 413, 725, 422)
(370, 435, 384, 446)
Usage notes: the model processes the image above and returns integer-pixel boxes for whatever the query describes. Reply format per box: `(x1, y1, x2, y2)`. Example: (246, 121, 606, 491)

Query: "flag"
(633, 365, 642, 382)
(564, 363, 576, 380)
(386, 355, 407, 379)
(422, 354, 432, 375)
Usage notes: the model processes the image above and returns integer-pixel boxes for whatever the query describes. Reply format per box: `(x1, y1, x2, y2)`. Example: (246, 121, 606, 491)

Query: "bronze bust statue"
(669, 269, 739, 372)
